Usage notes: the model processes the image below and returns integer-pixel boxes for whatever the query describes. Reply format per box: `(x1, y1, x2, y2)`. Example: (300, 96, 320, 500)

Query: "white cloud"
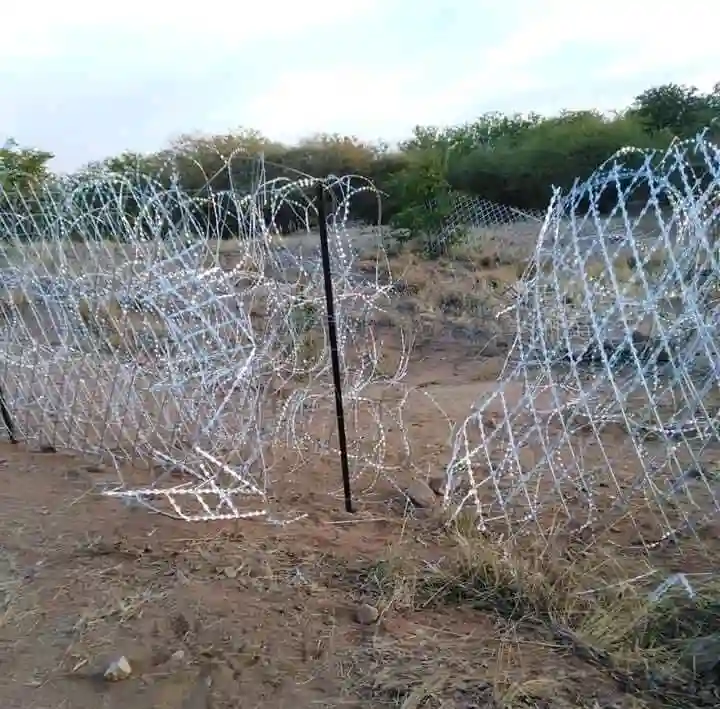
(1, 0, 718, 170)
(242, 65, 434, 143)
(244, 0, 720, 143)
(239, 5, 570, 142)
(2, 0, 375, 62)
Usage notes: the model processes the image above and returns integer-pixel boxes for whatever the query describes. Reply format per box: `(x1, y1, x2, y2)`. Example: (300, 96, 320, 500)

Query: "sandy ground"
(0, 342, 718, 709)
(0, 227, 719, 708)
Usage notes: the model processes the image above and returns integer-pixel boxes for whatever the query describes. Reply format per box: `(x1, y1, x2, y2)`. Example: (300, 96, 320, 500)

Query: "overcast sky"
(2, 0, 718, 172)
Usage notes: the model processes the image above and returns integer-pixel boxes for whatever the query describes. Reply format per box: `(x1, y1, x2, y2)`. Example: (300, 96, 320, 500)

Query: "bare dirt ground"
(1, 344, 719, 709)
(1, 236, 719, 709)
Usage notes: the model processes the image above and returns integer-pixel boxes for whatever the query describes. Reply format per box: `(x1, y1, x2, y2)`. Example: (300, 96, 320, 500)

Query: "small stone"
(355, 603, 379, 625)
(154, 464, 185, 479)
(169, 649, 185, 663)
(121, 496, 144, 510)
(247, 559, 272, 579)
(406, 480, 437, 508)
(428, 476, 448, 496)
(222, 566, 238, 579)
(481, 412, 502, 429)
(104, 656, 132, 681)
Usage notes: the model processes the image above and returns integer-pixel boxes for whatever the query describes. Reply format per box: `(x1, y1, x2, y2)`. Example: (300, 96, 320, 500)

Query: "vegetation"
(352, 520, 720, 709)
(0, 139, 54, 193)
(1, 82, 718, 248)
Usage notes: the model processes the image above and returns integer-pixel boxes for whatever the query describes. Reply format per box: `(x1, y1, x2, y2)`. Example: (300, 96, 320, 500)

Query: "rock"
(481, 412, 502, 429)
(222, 566, 238, 579)
(427, 476, 446, 496)
(246, 558, 273, 579)
(104, 655, 132, 681)
(355, 603, 379, 625)
(175, 569, 190, 585)
(682, 465, 711, 481)
(121, 496, 145, 510)
(169, 649, 185, 663)
(428, 475, 460, 497)
(406, 480, 436, 508)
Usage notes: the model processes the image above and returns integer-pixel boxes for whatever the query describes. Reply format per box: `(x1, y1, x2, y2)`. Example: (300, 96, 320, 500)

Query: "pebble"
(406, 479, 437, 508)
(355, 603, 379, 625)
(104, 655, 132, 681)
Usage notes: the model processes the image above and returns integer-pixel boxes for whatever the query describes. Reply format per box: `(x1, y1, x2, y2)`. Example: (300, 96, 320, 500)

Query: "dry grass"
(77, 296, 171, 353)
(356, 240, 532, 358)
(582, 249, 674, 286)
(1, 381, 719, 709)
(0, 287, 31, 321)
(347, 520, 720, 709)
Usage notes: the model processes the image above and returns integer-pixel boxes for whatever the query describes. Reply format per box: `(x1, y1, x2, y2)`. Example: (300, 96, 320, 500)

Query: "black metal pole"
(0, 384, 16, 443)
(315, 182, 354, 513)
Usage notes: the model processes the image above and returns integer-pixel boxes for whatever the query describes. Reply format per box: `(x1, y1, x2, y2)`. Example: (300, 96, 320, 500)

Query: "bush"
(448, 112, 673, 209)
(383, 147, 463, 257)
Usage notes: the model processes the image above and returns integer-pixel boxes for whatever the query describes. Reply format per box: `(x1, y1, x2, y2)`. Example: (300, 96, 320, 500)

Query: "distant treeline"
(1, 82, 718, 241)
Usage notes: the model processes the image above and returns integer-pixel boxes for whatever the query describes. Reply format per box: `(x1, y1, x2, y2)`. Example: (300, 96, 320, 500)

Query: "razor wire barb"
(445, 129, 720, 550)
(0, 150, 408, 521)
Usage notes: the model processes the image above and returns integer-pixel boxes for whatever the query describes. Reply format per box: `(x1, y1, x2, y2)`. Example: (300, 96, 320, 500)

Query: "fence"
(0, 162, 407, 521)
(1, 132, 720, 554)
(446, 130, 720, 549)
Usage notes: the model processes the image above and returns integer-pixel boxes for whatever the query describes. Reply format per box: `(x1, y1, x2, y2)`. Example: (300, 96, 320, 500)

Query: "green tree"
(449, 111, 670, 209)
(52, 79, 716, 247)
(386, 146, 461, 257)
(0, 139, 54, 195)
(629, 83, 719, 138)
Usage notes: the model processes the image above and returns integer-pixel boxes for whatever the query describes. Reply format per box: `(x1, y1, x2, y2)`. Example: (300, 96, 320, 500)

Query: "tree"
(0, 139, 55, 240)
(41, 79, 715, 248)
(630, 83, 719, 138)
(0, 138, 54, 195)
(386, 146, 462, 257)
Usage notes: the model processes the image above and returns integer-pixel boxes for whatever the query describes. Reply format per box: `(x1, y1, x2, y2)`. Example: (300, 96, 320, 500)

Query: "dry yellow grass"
(355, 516, 720, 709)
(0, 287, 31, 320)
(375, 247, 523, 313)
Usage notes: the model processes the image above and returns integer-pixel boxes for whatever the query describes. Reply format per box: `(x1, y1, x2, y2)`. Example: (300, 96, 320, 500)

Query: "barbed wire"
(0, 153, 412, 521)
(445, 130, 720, 550)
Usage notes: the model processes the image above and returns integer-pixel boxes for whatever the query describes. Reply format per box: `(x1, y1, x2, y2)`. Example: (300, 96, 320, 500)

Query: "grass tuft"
(352, 525, 720, 708)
